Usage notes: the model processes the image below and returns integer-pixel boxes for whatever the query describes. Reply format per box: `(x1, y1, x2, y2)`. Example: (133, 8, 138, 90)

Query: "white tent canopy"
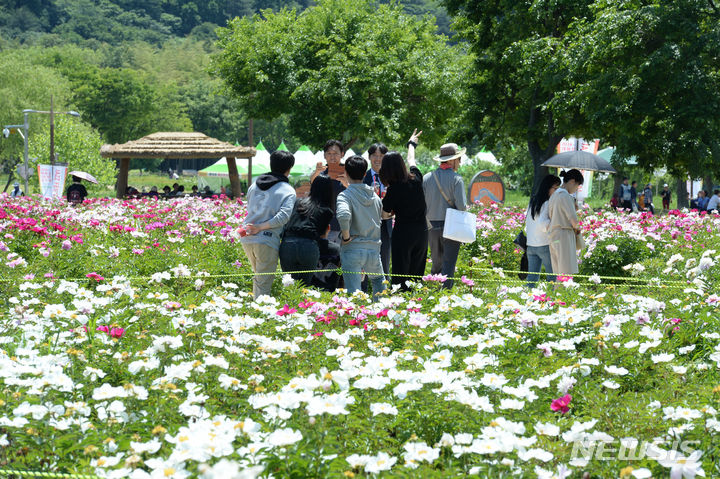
(474, 150, 500, 166)
(252, 140, 271, 167)
(293, 145, 317, 175)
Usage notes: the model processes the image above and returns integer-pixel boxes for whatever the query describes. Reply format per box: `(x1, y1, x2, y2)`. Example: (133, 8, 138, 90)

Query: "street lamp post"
(3, 99, 79, 195)
(2, 118, 29, 195)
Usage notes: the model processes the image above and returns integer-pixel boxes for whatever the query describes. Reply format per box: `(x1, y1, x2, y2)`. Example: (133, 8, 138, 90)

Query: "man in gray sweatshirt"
(240, 150, 296, 298)
(423, 143, 467, 288)
(336, 155, 385, 299)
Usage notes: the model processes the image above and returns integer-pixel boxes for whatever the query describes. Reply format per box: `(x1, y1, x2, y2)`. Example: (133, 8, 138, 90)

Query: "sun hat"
(433, 143, 466, 162)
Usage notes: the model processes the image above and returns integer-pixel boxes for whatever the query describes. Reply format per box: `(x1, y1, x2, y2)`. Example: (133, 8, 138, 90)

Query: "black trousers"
(380, 218, 392, 276)
(391, 222, 428, 288)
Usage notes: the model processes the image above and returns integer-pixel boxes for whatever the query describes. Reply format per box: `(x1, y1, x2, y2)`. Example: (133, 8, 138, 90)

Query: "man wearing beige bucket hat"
(422, 143, 467, 288)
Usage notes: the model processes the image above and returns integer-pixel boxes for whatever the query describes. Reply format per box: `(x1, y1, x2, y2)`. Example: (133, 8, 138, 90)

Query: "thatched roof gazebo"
(100, 132, 255, 199)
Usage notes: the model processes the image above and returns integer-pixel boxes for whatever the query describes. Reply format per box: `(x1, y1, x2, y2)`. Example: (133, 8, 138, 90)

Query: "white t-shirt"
(525, 201, 551, 247)
(707, 194, 720, 211)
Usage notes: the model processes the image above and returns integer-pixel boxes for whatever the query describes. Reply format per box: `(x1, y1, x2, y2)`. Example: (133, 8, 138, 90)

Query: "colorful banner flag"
(37, 164, 68, 200)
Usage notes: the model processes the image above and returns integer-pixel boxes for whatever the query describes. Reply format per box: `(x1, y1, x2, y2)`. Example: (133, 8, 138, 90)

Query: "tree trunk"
(527, 140, 556, 196)
(703, 174, 714, 194)
(227, 157, 243, 199)
(343, 137, 358, 153)
(676, 177, 688, 209)
(612, 174, 624, 200)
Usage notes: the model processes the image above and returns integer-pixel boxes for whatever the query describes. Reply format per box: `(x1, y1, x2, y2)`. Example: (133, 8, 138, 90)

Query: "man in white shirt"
(707, 189, 720, 212)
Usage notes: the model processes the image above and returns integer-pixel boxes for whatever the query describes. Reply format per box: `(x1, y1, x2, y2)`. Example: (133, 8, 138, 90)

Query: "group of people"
(611, 178, 672, 214)
(523, 169, 585, 287)
(239, 130, 468, 299)
(124, 183, 220, 199)
(691, 189, 720, 212)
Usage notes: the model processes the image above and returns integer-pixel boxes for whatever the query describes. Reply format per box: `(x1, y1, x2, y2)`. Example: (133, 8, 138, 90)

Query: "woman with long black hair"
(379, 129, 428, 289)
(525, 174, 561, 287)
(279, 174, 335, 286)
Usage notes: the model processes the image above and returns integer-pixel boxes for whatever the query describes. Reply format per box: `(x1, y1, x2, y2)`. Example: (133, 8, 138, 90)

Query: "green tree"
(70, 67, 192, 144)
(212, 0, 470, 149)
(444, 0, 720, 197)
(0, 50, 73, 161)
(27, 115, 117, 193)
(565, 0, 720, 207)
(443, 0, 596, 194)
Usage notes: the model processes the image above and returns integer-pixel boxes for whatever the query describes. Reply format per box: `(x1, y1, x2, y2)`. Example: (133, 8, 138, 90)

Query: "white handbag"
(433, 171, 476, 243)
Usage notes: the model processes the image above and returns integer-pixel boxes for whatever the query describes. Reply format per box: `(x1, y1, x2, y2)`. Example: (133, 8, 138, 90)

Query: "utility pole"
(49, 95, 56, 165)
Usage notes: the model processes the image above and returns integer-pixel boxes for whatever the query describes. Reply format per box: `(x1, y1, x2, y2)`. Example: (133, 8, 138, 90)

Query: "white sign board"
(37, 164, 68, 200)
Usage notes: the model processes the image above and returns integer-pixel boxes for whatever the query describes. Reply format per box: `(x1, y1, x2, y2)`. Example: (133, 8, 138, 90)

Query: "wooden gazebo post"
(117, 158, 130, 199)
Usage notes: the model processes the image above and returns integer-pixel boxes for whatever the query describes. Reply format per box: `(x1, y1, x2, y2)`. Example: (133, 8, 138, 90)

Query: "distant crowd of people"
(610, 178, 719, 213)
(124, 183, 226, 199)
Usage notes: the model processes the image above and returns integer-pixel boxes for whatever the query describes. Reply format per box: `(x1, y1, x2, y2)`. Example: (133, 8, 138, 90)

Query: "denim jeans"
(279, 237, 320, 287)
(341, 247, 385, 300)
(526, 244, 555, 287)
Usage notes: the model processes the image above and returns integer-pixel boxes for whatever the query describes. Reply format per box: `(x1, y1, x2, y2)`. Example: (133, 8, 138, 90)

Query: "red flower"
(276, 304, 297, 316)
(551, 394, 572, 414)
(110, 327, 125, 338)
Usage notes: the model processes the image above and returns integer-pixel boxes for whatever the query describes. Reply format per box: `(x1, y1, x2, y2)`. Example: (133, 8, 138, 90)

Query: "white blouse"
(525, 200, 551, 247)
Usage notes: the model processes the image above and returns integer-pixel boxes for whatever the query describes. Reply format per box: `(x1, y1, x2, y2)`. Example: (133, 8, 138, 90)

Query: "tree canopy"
(212, 0, 470, 149)
(444, 0, 720, 193)
(565, 0, 720, 180)
(27, 115, 117, 191)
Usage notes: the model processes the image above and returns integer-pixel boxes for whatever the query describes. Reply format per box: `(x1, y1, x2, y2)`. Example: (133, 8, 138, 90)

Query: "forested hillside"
(0, 0, 453, 176)
(0, 0, 451, 43)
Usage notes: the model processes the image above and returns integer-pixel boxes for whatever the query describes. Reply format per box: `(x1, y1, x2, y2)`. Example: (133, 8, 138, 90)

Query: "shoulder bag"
(433, 171, 476, 243)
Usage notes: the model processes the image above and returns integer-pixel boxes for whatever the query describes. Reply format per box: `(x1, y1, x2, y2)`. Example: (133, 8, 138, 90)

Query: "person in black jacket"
(379, 129, 428, 289)
(66, 176, 88, 204)
(279, 174, 335, 287)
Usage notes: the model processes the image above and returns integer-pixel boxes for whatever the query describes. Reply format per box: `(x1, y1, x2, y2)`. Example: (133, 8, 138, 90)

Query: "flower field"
(1, 196, 720, 478)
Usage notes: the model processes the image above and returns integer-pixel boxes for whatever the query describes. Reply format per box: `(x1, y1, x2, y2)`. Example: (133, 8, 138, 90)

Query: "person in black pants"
(279, 175, 334, 287)
(379, 129, 428, 289)
(363, 143, 392, 278)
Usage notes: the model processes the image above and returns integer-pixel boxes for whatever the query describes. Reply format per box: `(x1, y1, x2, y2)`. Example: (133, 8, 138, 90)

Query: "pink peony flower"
(96, 325, 110, 333)
(460, 275, 475, 287)
(61, 240, 72, 250)
(86, 272, 104, 282)
(110, 327, 124, 338)
(551, 394, 572, 414)
(422, 273, 448, 283)
(491, 242, 501, 252)
(276, 304, 297, 316)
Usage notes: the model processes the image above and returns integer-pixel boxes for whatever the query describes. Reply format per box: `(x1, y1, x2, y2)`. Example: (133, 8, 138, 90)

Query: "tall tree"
(212, 0, 470, 149)
(70, 67, 192, 144)
(566, 0, 720, 205)
(443, 0, 595, 194)
(444, 0, 720, 195)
